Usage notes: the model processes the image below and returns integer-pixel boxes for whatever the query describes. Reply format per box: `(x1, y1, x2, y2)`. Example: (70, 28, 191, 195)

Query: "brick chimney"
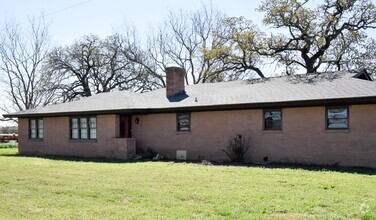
(166, 66, 185, 97)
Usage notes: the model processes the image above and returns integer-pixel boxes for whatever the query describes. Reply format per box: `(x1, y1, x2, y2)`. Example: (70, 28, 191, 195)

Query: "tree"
(116, 23, 167, 91)
(348, 38, 376, 75)
(320, 30, 366, 72)
(140, 4, 228, 85)
(258, 0, 376, 74)
(0, 17, 57, 121)
(207, 16, 267, 79)
(0, 125, 18, 134)
(46, 34, 146, 101)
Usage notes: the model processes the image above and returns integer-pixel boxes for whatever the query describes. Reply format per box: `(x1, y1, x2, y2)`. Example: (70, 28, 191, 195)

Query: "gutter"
(4, 96, 376, 118)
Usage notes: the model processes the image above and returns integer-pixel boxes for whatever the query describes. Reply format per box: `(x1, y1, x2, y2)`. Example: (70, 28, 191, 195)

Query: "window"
(71, 118, 79, 139)
(177, 113, 190, 131)
(89, 117, 97, 139)
(264, 109, 282, 130)
(70, 117, 97, 139)
(326, 107, 349, 129)
(29, 118, 43, 139)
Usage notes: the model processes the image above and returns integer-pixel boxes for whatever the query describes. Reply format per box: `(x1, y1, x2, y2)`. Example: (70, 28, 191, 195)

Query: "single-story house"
(4, 67, 376, 168)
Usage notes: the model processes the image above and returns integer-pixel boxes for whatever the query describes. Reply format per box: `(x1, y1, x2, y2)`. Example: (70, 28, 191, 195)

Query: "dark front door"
(120, 115, 132, 138)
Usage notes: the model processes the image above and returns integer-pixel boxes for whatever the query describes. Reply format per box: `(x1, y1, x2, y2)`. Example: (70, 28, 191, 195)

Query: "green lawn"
(0, 141, 18, 149)
(0, 148, 375, 219)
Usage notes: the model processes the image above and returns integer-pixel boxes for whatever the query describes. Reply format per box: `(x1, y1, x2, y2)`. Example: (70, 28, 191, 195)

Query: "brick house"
(4, 67, 376, 168)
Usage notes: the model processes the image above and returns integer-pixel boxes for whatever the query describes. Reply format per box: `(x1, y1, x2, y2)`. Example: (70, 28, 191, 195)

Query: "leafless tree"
(45, 33, 148, 101)
(0, 17, 57, 121)
(140, 3, 227, 85)
(116, 23, 166, 91)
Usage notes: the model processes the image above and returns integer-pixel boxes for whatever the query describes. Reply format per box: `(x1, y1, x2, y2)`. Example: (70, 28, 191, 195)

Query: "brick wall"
(166, 66, 185, 97)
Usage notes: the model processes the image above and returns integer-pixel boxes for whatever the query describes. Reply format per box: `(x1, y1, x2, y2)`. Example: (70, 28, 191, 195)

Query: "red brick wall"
(18, 114, 134, 159)
(166, 67, 185, 97)
(17, 104, 376, 168)
(132, 104, 376, 168)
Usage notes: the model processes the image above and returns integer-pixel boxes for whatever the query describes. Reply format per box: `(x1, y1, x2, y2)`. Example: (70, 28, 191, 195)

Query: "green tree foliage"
(207, 17, 267, 79)
(349, 38, 376, 75)
(258, 0, 376, 74)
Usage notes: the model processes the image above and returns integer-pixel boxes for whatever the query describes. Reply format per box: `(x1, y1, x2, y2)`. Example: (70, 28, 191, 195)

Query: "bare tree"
(116, 23, 166, 91)
(0, 17, 56, 121)
(140, 3, 227, 86)
(46, 34, 147, 101)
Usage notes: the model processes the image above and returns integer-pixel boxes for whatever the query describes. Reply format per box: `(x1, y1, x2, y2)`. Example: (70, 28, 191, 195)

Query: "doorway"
(120, 115, 132, 138)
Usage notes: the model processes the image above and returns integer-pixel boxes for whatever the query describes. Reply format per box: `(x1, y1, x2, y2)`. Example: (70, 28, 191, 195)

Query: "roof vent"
(352, 69, 373, 81)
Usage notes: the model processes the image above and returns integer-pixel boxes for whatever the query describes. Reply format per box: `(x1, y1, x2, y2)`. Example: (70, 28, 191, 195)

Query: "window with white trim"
(70, 117, 97, 139)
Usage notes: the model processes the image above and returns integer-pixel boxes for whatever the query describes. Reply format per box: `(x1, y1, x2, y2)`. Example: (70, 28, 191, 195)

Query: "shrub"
(0, 143, 18, 149)
(222, 134, 250, 163)
(143, 147, 157, 159)
(136, 145, 145, 155)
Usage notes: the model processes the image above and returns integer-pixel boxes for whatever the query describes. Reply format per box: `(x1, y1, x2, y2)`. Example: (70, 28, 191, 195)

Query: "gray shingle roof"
(4, 71, 376, 117)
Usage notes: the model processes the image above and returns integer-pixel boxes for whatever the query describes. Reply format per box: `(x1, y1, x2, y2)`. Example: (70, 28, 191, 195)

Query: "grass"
(0, 141, 18, 148)
(0, 148, 375, 219)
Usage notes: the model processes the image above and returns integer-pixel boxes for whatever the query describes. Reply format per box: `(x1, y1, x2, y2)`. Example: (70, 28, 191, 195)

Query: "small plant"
(222, 134, 250, 163)
(143, 147, 157, 159)
(136, 145, 145, 155)
(0, 143, 18, 149)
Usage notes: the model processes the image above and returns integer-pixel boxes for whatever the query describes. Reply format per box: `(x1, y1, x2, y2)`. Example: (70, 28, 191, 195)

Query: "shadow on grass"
(246, 162, 376, 176)
(1, 152, 145, 164)
(1, 152, 375, 175)
(186, 160, 376, 175)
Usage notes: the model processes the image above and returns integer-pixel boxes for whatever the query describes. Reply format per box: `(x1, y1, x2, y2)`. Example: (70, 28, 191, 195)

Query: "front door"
(120, 115, 132, 138)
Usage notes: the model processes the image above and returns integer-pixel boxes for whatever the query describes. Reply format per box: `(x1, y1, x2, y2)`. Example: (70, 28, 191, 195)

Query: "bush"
(222, 134, 250, 163)
(143, 147, 157, 159)
(0, 143, 18, 149)
(136, 145, 145, 155)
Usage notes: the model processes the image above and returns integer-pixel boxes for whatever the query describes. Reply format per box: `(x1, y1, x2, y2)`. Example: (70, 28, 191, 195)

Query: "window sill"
(262, 130, 283, 134)
(325, 129, 350, 133)
(29, 138, 43, 141)
(176, 131, 191, 134)
(69, 139, 97, 142)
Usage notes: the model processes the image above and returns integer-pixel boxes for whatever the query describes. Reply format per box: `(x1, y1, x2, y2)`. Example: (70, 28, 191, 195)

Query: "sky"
(0, 0, 266, 126)
(0, 0, 375, 126)
(0, 0, 265, 46)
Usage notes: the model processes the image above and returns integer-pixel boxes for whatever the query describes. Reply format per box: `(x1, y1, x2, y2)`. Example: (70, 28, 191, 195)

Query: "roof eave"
(4, 96, 376, 118)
